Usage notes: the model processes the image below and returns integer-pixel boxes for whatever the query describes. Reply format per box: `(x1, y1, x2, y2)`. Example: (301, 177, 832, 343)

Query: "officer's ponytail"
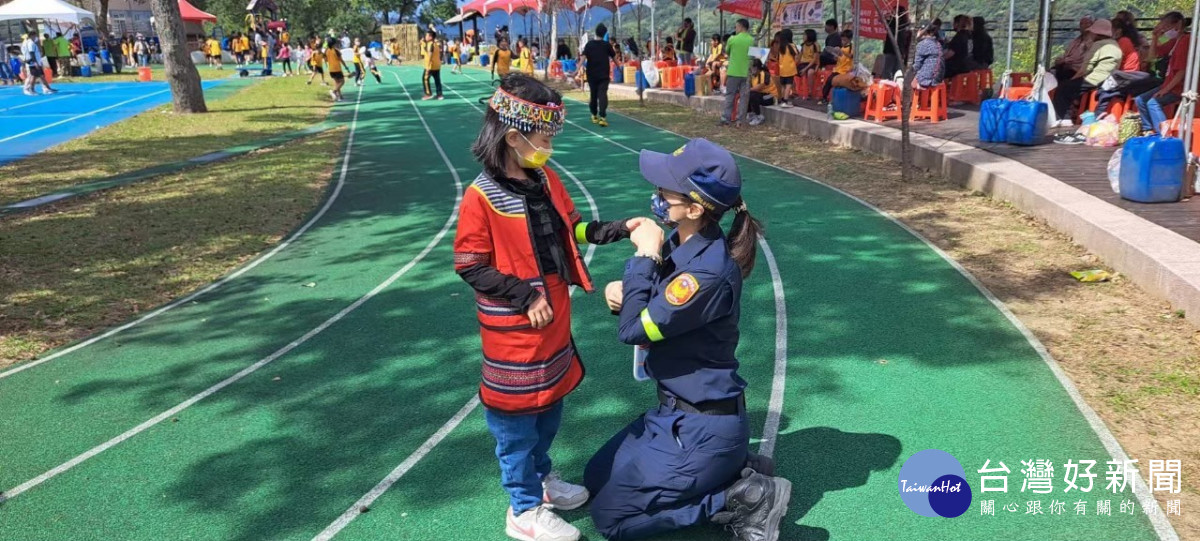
(725, 197, 762, 278)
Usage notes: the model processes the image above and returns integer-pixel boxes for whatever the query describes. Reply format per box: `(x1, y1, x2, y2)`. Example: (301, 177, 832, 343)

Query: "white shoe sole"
(506, 523, 580, 541)
(544, 492, 589, 511)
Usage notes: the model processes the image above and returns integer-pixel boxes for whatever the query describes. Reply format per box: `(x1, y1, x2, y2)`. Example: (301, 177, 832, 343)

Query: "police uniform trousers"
(583, 398, 749, 540)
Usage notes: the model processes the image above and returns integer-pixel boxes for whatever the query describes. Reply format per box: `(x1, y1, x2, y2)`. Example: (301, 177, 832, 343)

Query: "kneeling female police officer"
(583, 138, 792, 541)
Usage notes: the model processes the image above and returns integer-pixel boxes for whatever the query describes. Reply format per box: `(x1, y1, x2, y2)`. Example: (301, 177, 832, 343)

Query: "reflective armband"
(574, 221, 589, 244)
(640, 308, 665, 342)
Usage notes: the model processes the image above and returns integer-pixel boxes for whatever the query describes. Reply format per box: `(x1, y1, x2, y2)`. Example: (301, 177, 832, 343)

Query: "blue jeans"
(1135, 85, 1182, 133)
(485, 400, 564, 514)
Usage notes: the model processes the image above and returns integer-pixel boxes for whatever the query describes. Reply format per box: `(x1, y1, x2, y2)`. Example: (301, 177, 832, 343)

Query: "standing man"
(54, 33, 71, 76)
(581, 23, 616, 127)
(42, 34, 58, 77)
(20, 33, 56, 96)
(676, 17, 697, 66)
(722, 19, 754, 127)
(421, 30, 444, 100)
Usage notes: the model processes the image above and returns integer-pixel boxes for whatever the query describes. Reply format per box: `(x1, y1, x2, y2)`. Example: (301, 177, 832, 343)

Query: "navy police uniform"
(583, 139, 753, 540)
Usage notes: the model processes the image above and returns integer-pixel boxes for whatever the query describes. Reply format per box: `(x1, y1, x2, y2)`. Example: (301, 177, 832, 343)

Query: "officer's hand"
(631, 221, 665, 252)
(527, 294, 554, 329)
(624, 217, 653, 231)
(604, 280, 623, 311)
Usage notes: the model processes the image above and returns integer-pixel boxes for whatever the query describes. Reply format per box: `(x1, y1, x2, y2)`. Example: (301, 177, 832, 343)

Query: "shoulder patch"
(664, 273, 700, 306)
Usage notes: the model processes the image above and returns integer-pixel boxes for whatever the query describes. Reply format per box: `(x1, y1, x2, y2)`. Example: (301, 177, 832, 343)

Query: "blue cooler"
(612, 64, 624, 83)
(1119, 136, 1185, 203)
(831, 88, 863, 117)
(1005, 100, 1048, 145)
(684, 72, 695, 97)
(978, 98, 1011, 143)
(80, 65, 92, 77)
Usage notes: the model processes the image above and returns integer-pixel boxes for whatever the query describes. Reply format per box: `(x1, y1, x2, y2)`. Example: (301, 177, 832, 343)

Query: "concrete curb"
(609, 83, 1200, 326)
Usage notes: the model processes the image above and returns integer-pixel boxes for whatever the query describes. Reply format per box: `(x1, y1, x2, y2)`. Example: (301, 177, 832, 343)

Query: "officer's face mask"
(651, 191, 690, 227)
(510, 130, 554, 169)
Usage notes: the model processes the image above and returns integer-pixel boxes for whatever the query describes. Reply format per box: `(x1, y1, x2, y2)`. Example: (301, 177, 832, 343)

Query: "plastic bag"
(1118, 112, 1141, 143)
(1086, 117, 1120, 147)
(1108, 149, 1122, 193)
(640, 60, 660, 87)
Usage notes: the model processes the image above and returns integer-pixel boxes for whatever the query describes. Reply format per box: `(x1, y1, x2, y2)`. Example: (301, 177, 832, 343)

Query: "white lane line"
(588, 94, 1179, 541)
(0, 94, 71, 113)
(312, 71, 602, 541)
(0, 89, 170, 144)
(0, 82, 463, 504)
(0, 87, 359, 380)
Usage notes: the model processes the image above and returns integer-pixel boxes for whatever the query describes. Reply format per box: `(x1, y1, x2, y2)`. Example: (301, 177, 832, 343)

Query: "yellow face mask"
(511, 131, 553, 169)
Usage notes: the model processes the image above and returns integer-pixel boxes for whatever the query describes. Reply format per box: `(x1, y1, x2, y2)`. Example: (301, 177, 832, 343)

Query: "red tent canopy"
(716, 0, 762, 19)
(178, 0, 217, 22)
(461, 0, 492, 16)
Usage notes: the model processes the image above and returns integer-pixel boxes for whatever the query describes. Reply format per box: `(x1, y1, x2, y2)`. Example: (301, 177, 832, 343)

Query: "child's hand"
(527, 294, 554, 328)
(604, 281, 623, 311)
(631, 222, 665, 253)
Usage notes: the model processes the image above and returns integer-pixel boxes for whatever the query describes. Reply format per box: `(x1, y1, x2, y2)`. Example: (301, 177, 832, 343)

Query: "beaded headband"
(488, 87, 566, 136)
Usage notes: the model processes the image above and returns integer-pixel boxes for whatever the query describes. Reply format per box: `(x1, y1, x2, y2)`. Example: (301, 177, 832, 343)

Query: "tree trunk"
(148, 0, 207, 113)
(97, 0, 110, 35)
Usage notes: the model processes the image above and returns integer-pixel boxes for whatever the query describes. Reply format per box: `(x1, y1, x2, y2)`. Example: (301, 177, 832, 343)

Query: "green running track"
(0, 66, 1176, 541)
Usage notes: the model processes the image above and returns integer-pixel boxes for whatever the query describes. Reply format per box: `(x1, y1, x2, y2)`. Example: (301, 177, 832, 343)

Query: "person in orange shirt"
(421, 30, 444, 99)
(324, 38, 346, 101)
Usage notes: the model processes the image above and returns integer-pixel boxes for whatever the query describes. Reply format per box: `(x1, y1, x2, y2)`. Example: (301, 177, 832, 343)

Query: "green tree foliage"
(420, 0, 460, 25)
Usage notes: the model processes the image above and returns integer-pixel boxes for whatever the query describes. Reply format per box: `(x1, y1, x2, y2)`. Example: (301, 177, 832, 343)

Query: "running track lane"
(326, 70, 1170, 541)
(0, 81, 225, 165)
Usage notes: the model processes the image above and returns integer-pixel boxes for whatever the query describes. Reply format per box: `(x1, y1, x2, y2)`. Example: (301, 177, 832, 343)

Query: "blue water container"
(1119, 136, 1186, 203)
(80, 65, 92, 77)
(480, 53, 489, 67)
(1005, 100, 1048, 145)
(636, 70, 648, 92)
(460, 53, 469, 65)
(101, 63, 113, 74)
(978, 98, 1011, 143)
(563, 59, 577, 73)
(612, 64, 624, 84)
(831, 88, 863, 117)
(88, 51, 98, 65)
(684, 72, 696, 97)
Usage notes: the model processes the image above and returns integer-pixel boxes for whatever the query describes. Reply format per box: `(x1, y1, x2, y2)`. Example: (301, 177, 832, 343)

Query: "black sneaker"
(745, 453, 776, 476)
(713, 469, 792, 541)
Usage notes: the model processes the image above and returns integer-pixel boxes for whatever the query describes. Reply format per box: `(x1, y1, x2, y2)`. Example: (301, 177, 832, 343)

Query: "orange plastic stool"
(975, 69, 993, 91)
(663, 67, 684, 90)
(1086, 91, 1138, 118)
(549, 61, 564, 79)
(137, 66, 152, 82)
(911, 83, 949, 123)
(1011, 72, 1033, 86)
(814, 68, 833, 95)
(864, 82, 902, 122)
(43, 66, 54, 84)
(793, 75, 809, 100)
(1002, 86, 1033, 100)
(949, 72, 981, 104)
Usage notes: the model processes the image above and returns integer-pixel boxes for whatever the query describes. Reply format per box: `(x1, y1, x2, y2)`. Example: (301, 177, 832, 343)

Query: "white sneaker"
(506, 505, 581, 541)
(541, 472, 589, 510)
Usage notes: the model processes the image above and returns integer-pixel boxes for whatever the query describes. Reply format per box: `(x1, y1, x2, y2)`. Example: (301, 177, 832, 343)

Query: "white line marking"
(0, 88, 357, 380)
(0, 94, 71, 113)
(585, 94, 1179, 541)
(0, 82, 462, 505)
(312, 70, 603, 541)
(0, 89, 170, 144)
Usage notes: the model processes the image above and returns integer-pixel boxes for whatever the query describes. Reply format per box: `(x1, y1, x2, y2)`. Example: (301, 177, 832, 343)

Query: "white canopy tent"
(0, 0, 95, 24)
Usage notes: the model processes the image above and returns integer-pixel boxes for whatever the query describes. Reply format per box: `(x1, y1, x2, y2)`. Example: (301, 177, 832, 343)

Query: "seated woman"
(1051, 18, 1120, 128)
(747, 58, 777, 125)
(796, 29, 821, 99)
(661, 37, 677, 66)
(821, 30, 857, 103)
(912, 24, 944, 89)
(1093, 16, 1146, 118)
(705, 33, 726, 89)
